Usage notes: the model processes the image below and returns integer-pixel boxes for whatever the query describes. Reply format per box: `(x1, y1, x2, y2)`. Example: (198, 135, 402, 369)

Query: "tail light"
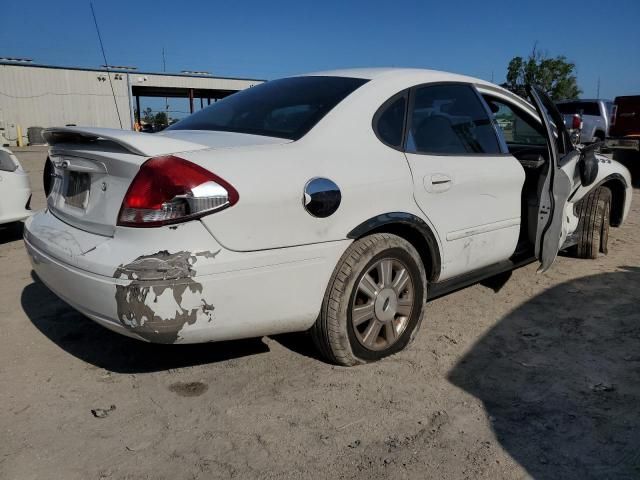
(611, 105, 618, 126)
(118, 155, 238, 227)
(571, 114, 582, 130)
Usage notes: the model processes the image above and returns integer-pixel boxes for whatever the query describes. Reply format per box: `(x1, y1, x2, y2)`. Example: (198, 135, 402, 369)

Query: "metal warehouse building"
(0, 60, 263, 146)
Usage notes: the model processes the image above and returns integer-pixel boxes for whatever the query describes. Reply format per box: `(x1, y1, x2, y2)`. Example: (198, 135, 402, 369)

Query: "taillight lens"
(117, 155, 238, 227)
(571, 114, 582, 130)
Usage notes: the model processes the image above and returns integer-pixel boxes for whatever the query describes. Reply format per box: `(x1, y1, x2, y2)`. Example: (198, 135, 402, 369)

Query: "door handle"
(425, 174, 452, 193)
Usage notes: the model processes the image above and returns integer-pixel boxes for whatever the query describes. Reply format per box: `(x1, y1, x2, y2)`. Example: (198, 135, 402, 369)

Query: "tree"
(503, 45, 581, 101)
(154, 111, 168, 126)
(141, 107, 154, 124)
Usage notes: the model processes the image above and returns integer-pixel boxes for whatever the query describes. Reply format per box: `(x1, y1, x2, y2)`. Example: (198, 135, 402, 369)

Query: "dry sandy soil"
(1, 147, 639, 480)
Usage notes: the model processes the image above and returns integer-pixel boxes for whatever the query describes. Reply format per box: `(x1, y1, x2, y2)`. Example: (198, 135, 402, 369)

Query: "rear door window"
(406, 84, 501, 155)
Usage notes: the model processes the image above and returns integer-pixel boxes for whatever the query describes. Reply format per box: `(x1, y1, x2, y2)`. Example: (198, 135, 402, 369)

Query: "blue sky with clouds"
(2, 0, 638, 101)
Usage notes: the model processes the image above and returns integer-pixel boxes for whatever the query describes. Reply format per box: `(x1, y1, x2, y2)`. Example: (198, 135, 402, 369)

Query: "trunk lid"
(610, 96, 640, 137)
(43, 127, 290, 237)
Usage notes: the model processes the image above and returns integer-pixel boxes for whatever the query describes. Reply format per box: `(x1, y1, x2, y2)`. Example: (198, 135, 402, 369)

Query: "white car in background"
(24, 69, 632, 365)
(0, 146, 31, 226)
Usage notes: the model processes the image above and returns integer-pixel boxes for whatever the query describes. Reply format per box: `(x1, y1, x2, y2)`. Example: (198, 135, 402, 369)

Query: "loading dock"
(0, 60, 263, 145)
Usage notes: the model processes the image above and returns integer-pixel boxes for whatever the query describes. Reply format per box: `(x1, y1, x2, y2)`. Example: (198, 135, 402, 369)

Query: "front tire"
(311, 233, 427, 366)
(574, 186, 611, 259)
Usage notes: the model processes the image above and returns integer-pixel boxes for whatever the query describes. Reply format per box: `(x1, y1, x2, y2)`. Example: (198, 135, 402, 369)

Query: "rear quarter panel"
(189, 77, 428, 252)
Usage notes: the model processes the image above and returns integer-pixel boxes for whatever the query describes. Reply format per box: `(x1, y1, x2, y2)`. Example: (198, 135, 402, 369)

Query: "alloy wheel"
(351, 258, 414, 351)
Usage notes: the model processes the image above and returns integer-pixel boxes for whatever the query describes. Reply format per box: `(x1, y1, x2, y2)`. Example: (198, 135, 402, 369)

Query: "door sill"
(427, 252, 535, 301)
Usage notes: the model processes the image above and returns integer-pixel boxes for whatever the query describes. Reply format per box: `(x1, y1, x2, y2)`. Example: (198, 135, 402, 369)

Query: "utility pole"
(596, 76, 601, 99)
(162, 48, 169, 124)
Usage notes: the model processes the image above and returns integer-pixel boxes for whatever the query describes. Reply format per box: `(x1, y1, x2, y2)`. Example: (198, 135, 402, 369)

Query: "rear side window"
(167, 76, 368, 140)
(373, 94, 407, 148)
(556, 101, 600, 116)
(406, 84, 501, 155)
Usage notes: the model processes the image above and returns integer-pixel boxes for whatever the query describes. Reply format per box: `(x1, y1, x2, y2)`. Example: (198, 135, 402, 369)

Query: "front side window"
(406, 84, 501, 155)
(167, 76, 368, 140)
(484, 97, 547, 146)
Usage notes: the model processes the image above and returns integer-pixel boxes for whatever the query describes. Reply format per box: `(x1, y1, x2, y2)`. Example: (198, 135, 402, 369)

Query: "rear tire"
(311, 233, 427, 366)
(574, 186, 611, 259)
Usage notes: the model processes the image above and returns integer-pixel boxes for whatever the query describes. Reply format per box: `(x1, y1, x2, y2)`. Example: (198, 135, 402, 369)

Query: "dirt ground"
(1, 147, 639, 480)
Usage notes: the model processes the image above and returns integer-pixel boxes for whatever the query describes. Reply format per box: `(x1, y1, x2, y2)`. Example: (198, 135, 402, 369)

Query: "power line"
(90, 2, 123, 128)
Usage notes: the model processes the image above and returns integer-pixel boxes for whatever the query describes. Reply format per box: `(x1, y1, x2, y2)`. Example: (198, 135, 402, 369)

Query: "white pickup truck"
(556, 99, 614, 144)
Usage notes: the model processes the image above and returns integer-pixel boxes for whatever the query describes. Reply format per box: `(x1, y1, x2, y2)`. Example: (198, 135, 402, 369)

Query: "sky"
(2, 0, 639, 115)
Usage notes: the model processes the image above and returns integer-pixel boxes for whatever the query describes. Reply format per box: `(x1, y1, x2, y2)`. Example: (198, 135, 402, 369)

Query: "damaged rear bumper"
(24, 211, 349, 344)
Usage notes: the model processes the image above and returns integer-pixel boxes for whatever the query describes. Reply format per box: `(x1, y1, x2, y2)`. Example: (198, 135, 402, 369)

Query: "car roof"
(297, 67, 540, 123)
(301, 67, 494, 87)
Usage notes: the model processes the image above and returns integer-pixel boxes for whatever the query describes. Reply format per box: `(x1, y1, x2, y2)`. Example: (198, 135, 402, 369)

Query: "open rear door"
(527, 86, 583, 273)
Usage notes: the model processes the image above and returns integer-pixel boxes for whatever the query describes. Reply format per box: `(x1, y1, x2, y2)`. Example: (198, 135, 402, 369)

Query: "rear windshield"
(556, 101, 600, 116)
(167, 76, 368, 140)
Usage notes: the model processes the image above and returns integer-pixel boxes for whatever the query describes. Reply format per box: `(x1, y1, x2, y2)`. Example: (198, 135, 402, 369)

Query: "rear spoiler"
(43, 127, 208, 157)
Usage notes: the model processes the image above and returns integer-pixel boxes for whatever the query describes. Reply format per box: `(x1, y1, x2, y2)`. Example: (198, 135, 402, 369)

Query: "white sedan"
(0, 146, 31, 226)
(24, 69, 632, 365)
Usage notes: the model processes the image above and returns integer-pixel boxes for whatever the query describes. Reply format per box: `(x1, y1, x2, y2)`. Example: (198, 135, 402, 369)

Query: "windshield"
(167, 76, 368, 140)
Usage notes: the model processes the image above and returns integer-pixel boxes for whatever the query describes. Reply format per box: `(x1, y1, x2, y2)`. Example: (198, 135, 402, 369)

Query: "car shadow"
(448, 266, 640, 479)
(0, 222, 24, 245)
(21, 273, 270, 374)
(269, 331, 326, 362)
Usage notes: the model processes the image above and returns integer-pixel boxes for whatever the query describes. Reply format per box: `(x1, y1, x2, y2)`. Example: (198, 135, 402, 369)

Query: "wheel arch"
(599, 175, 627, 227)
(347, 212, 441, 282)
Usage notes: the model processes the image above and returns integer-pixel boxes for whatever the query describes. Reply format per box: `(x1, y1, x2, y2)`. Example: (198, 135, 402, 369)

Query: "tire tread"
(311, 233, 426, 366)
(575, 186, 611, 259)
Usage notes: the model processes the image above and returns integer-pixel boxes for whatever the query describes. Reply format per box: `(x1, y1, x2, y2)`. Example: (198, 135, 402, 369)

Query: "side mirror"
(579, 145, 599, 186)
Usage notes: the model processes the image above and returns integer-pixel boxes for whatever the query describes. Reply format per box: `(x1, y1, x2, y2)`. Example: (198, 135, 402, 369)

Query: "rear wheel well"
(601, 179, 625, 226)
(356, 222, 440, 282)
(594, 130, 605, 140)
